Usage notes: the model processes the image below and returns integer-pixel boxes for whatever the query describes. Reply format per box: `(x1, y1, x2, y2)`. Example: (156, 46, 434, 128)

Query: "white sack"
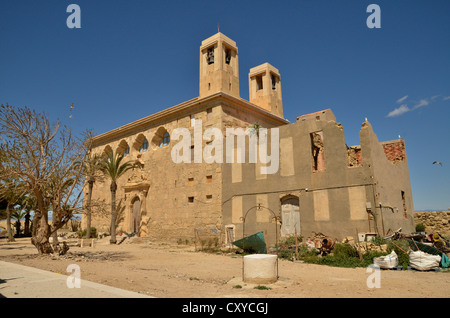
(409, 250, 441, 271)
(374, 250, 398, 269)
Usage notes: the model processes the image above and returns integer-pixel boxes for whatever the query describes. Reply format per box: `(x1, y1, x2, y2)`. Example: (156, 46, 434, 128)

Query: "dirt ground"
(1, 236, 449, 298)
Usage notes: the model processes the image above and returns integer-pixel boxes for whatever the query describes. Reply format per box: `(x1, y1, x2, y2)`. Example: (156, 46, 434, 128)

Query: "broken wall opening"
(401, 191, 407, 219)
(347, 145, 362, 167)
(310, 131, 325, 172)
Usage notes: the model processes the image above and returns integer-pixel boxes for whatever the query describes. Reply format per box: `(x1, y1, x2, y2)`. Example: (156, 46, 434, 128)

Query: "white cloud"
(396, 95, 408, 104)
(388, 94, 447, 118)
(387, 104, 410, 117)
(412, 99, 429, 109)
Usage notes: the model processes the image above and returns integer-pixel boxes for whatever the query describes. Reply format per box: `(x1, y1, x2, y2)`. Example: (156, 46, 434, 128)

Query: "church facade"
(85, 32, 415, 246)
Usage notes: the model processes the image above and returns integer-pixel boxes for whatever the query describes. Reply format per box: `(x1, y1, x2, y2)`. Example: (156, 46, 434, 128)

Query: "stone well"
(243, 254, 278, 284)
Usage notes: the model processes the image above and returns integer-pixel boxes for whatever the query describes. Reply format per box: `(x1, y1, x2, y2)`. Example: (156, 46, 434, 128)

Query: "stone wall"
(414, 211, 450, 237)
(382, 139, 406, 164)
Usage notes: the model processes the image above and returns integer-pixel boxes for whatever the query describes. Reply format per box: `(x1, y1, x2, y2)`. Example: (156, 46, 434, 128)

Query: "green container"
(233, 231, 267, 254)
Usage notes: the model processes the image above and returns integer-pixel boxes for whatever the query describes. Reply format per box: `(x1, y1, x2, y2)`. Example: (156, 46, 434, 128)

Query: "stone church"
(85, 32, 415, 246)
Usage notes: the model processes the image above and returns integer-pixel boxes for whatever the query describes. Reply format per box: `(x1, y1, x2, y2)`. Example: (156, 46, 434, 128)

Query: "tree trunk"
(31, 211, 53, 254)
(6, 203, 15, 242)
(51, 228, 58, 251)
(109, 182, 117, 244)
(15, 221, 21, 238)
(86, 179, 94, 239)
(29, 192, 70, 255)
(48, 208, 70, 255)
(50, 226, 69, 255)
(24, 212, 31, 237)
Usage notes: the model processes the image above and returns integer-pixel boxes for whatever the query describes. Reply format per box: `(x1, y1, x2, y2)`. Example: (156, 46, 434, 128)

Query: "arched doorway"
(131, 197, 141, 234)
(280, 195, 300, 237)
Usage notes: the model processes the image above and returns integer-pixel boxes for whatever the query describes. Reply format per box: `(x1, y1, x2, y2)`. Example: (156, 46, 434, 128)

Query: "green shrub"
(372, 235, 387, 246)
(298, 243, 391, 268)
(278, 240, 412, 270)
(333, 243, 360, 258)
(278, 235, 303, 246)
(77, 227, 97, 238)
(278, 242, 319, 261)
(198, 237, 221, 253)
(415, 223, 425, 232)
(177, 238, 190, 245)
(298, 244, 318, 258)
(278, 248, 296, 260)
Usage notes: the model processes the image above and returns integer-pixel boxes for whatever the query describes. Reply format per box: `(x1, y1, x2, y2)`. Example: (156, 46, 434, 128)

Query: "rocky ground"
(1, 236, 449, 298)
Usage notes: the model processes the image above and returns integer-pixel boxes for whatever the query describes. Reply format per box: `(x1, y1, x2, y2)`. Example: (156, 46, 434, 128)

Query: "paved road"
(0, 260, 153, 298)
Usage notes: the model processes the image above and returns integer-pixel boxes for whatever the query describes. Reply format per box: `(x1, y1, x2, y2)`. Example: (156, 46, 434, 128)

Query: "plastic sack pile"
(409, 251, 441, 271)
(374, 251, 398, 269)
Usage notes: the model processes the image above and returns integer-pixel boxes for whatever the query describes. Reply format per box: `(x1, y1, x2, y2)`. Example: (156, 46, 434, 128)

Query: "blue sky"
(0, 0, 449, 211)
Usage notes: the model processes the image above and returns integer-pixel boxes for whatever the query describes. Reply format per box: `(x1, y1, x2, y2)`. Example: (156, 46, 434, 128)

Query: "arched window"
(123, 145, 130, 156)
(160, 132, 170, 147)
(140, 139, 149, 152)
(103, 145, 113, 158)
(117, 140, 130, 157)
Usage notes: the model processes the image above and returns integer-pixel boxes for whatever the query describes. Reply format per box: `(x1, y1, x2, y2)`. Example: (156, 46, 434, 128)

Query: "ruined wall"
(221, 109, 379, 245)
(86, 104, 416, 246)
(220, 101, 287, 246)
(359, 122, 415, 235)
(414, 211, 450, 237)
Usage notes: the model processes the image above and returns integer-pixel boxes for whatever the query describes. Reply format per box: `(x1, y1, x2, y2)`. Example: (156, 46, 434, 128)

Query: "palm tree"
(79, 153, 103, 239)
(0, 179, 26, 242)
(11, 208, 26, 238)
(18, 195, 35, 237)
(100, 150, 132, 244)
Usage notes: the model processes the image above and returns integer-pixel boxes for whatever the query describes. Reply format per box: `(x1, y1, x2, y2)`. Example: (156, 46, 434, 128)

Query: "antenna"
(218, 23, 220, 33)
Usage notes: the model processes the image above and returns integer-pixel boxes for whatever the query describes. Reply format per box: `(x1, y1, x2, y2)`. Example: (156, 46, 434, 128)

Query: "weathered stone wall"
(222, 109, 416, 246)
(359, 122, 415, 234)
(414, 211, 450, 237)
(86, 101, 225, 243)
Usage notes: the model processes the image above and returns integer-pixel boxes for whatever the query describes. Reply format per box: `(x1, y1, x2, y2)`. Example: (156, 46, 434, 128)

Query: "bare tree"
(0, 104, 92, 254)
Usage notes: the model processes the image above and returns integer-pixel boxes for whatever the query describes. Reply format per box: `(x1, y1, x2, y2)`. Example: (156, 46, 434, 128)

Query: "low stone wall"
(414, 211, 450, 237)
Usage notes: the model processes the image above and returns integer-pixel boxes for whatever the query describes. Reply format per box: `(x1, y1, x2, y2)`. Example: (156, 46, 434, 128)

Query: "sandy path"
(1, 237, 449, 298)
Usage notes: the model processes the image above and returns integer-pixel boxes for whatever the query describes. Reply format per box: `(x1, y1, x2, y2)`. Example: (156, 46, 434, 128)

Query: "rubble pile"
(282, 228, 450, 271)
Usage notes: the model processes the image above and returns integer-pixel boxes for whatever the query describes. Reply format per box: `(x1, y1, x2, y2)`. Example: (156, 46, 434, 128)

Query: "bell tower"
(248, 63, 283, 118)
(199, 32, 239, 98)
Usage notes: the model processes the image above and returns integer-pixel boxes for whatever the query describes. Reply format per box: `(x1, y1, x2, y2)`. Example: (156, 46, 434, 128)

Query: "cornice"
(92, 93, 288, 146)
